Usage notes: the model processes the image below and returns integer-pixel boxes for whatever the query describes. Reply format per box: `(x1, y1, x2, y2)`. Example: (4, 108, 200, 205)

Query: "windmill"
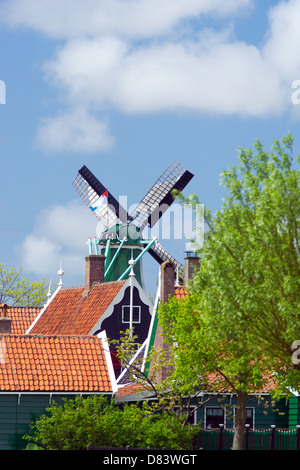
(72, 160, 194, 288)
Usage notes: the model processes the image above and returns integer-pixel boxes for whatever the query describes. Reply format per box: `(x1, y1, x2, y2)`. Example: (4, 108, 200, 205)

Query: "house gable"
(27, 281, 126, 336)
(91, 276, 153, 342)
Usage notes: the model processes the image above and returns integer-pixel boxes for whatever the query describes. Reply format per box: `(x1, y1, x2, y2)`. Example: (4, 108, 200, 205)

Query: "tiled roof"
(116, 375, 276, 401)
(0, 334, 114, 393)
(29, 281, 126, 335)
(174, 286, 188, 299)
(7, 307, 41, 334)
(116, 383, 150, 399)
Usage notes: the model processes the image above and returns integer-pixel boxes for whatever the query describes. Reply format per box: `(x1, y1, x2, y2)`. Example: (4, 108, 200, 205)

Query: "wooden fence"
(197, 425, 300, 450)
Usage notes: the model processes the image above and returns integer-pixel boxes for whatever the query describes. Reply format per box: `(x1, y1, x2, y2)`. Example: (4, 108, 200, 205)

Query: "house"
(115, 254, 300, 430)
(0, 331, 117, 450)
(27, 254, 153, 375)
(0, 252, 154, 449)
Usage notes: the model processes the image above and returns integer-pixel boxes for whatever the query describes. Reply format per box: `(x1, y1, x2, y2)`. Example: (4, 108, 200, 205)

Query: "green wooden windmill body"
(87, 223, 157, 288)
(104, 243, 143, 284)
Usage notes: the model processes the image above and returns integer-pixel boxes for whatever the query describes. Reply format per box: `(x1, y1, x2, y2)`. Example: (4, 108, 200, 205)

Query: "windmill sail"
(73, 165, 131, 228)
(148, 239, 184, 278)
(73, 160, 193, 285)
(130, 160, 194, 230)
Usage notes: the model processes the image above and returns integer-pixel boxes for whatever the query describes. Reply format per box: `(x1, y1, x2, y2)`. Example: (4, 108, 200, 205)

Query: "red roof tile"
(0, 334, 114, 393)
(174, 286, 188, 299)
(7, 307, 41, 334)
(29, 281, 126, 335)
(117, 383, 149, 398)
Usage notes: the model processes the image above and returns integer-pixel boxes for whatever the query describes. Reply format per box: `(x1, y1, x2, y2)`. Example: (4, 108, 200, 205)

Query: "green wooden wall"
(0, 393, 107, 450)
(195, 394, 294, 429)
(288, 396, 300, 428)
(0, 392, 298, 450)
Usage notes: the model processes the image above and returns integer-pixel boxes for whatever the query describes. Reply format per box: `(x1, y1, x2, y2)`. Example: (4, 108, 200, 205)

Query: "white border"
(97, 330, 118, 395)
(26, 285, 63, 334)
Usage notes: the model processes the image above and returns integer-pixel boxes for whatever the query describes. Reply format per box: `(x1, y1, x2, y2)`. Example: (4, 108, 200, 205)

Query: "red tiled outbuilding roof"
(7, 307, 41, 334)
(29, 281, 126, 335)
(0, 333, 115, 393)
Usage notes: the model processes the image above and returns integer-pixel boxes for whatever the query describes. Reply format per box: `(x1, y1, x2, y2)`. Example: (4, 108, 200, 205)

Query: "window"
(122, 305, 141, 324)
(206, 407, 224, 428)
(245, 408, 254, 428)
(233, 407, 254, 428)
(174, 407, 197, 425)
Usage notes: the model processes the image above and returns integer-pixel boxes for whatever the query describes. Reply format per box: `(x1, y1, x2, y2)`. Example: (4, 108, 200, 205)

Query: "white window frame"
(205, 406, 226, 429)
(122, 305, 141, 324)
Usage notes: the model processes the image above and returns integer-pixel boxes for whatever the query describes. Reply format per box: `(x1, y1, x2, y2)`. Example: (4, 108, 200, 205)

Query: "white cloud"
(21, 235, 61, 277)
(35, 107, 114, 153)
(263, 0, 300, 79)
(43, 31, 285, 117)
(35, 1, 298, 120)
(0, 0, 253, 39)
(2, 0, 300, 153)
(18, 200, 98, 281)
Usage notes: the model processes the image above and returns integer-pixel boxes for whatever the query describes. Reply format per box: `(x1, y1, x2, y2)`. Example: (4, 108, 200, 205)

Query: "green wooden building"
(0, 332, 117, 450)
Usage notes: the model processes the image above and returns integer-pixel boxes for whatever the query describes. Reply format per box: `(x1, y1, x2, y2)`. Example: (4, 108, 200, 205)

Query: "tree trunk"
(232, 391, 248, 450)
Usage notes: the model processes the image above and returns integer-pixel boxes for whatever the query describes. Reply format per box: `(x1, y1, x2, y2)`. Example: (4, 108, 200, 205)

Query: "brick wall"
(85, 255, 106, 291)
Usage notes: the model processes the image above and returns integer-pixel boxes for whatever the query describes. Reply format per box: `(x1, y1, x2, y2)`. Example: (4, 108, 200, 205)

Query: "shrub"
(24, 396, 197, 450)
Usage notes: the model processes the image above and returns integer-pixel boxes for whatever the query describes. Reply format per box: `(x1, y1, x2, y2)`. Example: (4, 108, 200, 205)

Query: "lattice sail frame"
(149, 239, 184, 281)
(130, 160, 194, 230)
(73, 172, 120, 229)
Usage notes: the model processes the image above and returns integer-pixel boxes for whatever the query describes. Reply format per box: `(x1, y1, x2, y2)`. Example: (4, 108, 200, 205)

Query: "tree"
(0, 264, 48, 307)
(111, 327, 224, 427)
(169, 134, 300, 449)
(158, 293, 273, 450)
(24, 395, 197, 450)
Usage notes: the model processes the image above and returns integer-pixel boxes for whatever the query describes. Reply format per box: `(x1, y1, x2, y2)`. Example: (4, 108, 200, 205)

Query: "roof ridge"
(60, 285, 85, 290)
(60, 281, 126, 290)
(7, 306, 42, 309)
(91, 280, 126, 286)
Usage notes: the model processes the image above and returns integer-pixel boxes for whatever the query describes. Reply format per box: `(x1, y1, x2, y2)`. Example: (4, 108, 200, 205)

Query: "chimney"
(150, 262, 175, 383)
(160, 261, 175, 304)
(0, 304, 11, 334)
(85, 255, 106, 291)
(184, 253, 200, 286)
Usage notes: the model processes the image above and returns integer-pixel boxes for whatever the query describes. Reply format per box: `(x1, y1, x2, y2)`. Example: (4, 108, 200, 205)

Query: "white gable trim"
(116, 339, 147, 385)
(90, 277, 153, 335)
(97, 330, 118, 395)
(142, 267, 161, 372)
(25, 285, 63, 334)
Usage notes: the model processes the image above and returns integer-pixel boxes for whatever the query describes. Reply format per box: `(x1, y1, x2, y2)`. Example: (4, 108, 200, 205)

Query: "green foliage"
(173, 134, 300, 395)
(0, 264, 48, 306)
(169, 134, 300, 448)
(24, 396, 197, 450)
(110, 327, 214, 426)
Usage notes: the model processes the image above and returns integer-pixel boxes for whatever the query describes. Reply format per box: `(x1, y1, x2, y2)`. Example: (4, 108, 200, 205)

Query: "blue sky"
(0, 0, 300, 296)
